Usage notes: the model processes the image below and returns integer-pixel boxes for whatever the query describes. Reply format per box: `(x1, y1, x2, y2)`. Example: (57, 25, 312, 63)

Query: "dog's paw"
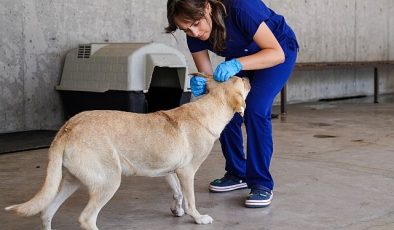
(194, 214, 214, 224)
(171, 207, 185, 217)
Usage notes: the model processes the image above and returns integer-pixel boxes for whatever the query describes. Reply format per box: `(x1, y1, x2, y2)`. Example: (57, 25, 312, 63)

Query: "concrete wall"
(0, 0, 393, 133)
(276, 0, 394, 103)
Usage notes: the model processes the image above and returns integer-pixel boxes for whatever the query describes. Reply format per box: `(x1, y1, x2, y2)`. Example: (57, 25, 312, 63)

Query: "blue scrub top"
(187, 0, 298, 60)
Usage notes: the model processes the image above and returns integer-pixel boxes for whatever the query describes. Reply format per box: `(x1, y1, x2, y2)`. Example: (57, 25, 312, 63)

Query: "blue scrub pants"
(219, 45, 298, 191)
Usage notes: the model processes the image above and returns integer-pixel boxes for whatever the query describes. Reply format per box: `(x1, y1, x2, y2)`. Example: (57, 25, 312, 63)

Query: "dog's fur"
(5, 76, 250, 230)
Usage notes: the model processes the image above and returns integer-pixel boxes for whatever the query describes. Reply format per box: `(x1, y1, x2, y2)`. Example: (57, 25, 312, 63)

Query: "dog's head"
(207, 77, 251, 116)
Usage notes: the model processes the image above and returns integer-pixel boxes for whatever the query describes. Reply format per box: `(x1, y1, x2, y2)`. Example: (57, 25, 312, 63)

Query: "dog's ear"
(229, 91, 246, 116)
(190, 72, 218, 94)
(206, 79, 219, 93)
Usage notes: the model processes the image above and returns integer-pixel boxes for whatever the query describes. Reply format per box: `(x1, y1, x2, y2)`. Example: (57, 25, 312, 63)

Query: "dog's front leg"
(165, 174, 184, 217)
(176, 168, 213, 224)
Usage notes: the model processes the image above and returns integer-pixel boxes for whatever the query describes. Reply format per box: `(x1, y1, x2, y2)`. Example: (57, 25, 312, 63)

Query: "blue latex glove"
(213, 59, 243, 82)
(190, 76, 208, 97)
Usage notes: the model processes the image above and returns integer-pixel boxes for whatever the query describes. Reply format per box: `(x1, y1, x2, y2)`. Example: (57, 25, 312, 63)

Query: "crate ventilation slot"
(77, 45, 91, 58)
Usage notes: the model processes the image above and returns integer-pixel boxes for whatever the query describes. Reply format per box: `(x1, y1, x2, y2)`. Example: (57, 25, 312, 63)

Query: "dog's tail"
(5, 128, 68, 216)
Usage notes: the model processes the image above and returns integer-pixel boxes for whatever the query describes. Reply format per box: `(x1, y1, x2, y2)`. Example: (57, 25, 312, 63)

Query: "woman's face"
(174, 3, 212, 40)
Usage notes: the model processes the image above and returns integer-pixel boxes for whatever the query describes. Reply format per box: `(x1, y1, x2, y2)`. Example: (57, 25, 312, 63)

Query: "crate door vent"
(77, 45, 91, 58)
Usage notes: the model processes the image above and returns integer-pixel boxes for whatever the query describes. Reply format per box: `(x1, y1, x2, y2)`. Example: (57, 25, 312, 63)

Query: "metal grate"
(77, 44, 91, 58)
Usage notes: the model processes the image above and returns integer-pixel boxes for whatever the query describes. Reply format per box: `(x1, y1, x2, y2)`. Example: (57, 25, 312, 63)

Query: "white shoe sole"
(245, 194, 273, 208)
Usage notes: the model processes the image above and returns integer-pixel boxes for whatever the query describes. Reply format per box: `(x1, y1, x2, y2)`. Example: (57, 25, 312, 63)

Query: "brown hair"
(165, 0, 227, 53)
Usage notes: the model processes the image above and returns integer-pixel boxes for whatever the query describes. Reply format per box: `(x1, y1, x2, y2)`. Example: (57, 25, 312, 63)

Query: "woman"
(165, 0, 298, 208)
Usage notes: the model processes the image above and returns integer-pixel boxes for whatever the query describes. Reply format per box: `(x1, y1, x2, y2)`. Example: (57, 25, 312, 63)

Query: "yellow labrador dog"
(5, 76, 250, 230)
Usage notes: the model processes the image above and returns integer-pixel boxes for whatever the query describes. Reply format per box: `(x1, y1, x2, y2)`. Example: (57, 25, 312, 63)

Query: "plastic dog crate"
(56, 43, 191, 118)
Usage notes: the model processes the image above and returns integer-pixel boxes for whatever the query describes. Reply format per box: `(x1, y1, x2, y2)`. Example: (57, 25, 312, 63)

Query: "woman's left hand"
(213, 59, 243, 82)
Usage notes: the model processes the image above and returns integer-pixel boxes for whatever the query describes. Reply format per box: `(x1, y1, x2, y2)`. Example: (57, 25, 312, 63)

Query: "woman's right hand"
(190, 76, 208, 97)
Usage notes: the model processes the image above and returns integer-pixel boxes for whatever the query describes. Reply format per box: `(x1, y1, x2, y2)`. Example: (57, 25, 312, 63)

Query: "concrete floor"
(1, 98, 394, 230)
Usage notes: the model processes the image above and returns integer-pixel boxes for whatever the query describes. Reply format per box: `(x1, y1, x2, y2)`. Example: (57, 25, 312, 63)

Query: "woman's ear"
(205, 1, 212, 15)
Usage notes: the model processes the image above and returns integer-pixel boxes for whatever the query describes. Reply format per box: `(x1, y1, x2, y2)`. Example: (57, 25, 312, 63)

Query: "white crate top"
(56, 43, 190, 92)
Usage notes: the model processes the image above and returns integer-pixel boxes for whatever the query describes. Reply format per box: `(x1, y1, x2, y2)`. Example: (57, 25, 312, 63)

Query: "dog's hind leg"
(165, 174, 184, 217)
(78, 174, 121, 230)
(41, 170, 80, 230)
(176, 168, 213, 224)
